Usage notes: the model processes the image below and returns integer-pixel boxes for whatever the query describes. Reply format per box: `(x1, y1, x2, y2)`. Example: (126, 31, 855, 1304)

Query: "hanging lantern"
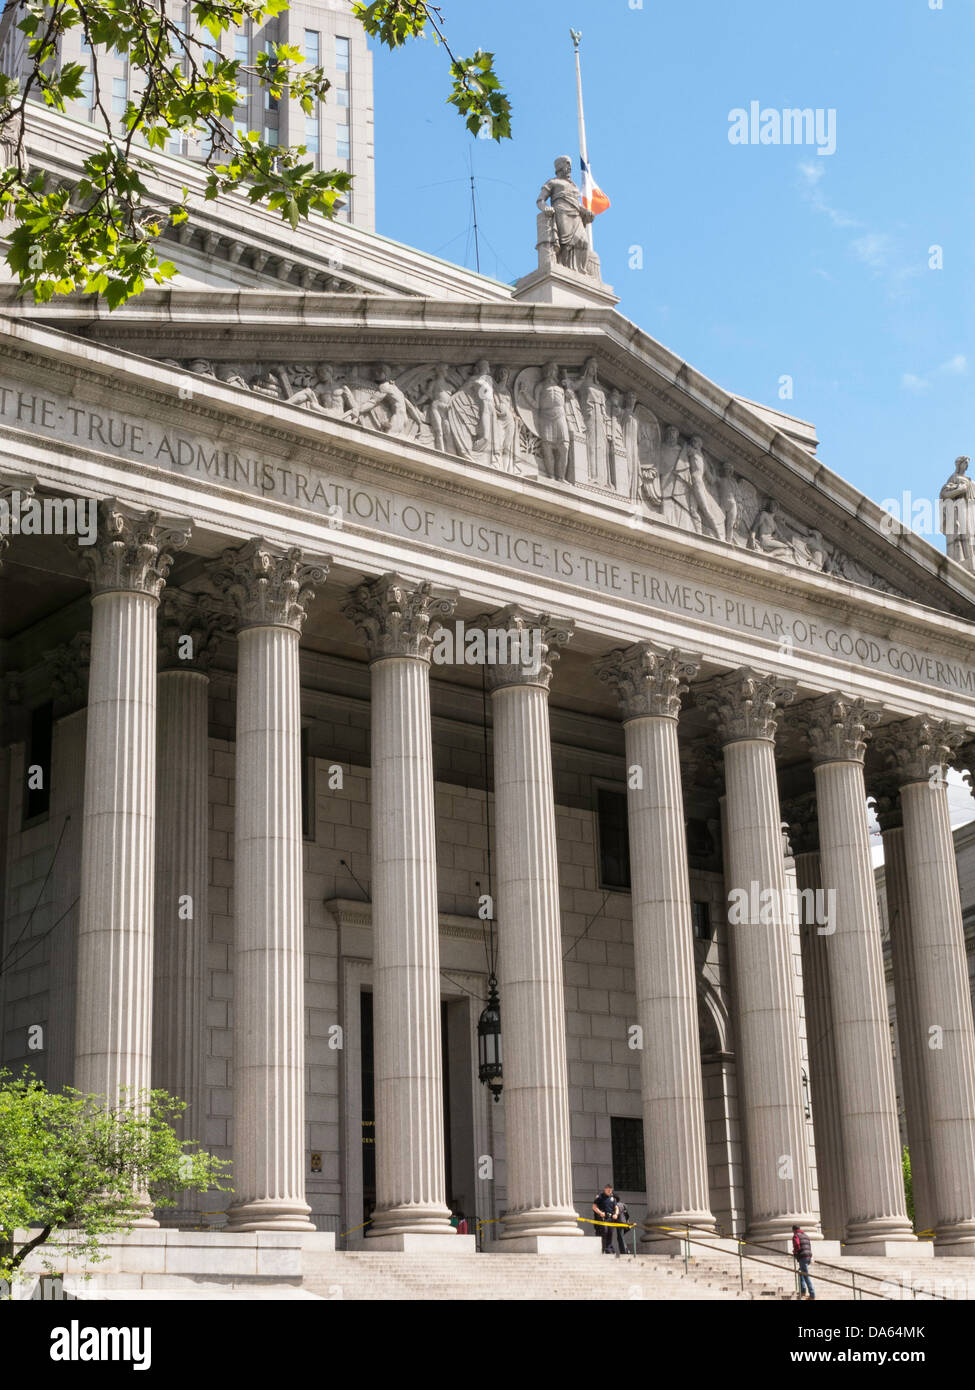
(477, 974, 503, 1102)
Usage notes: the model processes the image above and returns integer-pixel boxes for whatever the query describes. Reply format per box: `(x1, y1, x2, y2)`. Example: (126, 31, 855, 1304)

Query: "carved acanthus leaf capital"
(42, 632, 91, 711)
(75, 501, 191, 598)
(779, 791, 819, 855)
(207, 540, 329, 633)
(595, 641, 700, 720)
(0, 473, 36, 568)
(342, 572, 458, 662)
(472, 604, 574, 691)
(158, 589, 233, 671)
(799, 694, 882, 766)
(868, 775, 904, 834)
(958, 740, 975, 803)
(875, 715, 966, 787)
(697, 667, 796, 744)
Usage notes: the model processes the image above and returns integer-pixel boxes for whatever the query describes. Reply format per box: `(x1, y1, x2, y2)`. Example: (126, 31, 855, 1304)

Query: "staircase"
(301, 1249, 851, 1301)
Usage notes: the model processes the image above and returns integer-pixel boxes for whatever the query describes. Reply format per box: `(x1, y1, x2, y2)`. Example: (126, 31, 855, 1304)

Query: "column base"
(934, 1240, 975, 1257)
(843, 1239, 933, 1258)
(844, 1216, 917, 1247)
(500, 1209, 587, 1241)
(353, 1233, 476, 1252)
(367, 1205, 456, 1240)
(225, 1199, 314, 1233)
(934, 1219, 975, 1255)
(487, 1236, 602, 1255)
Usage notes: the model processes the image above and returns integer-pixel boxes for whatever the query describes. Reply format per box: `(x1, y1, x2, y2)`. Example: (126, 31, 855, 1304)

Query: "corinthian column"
(595, 642, 716, 1243)
(153, 591, 229, 1222)
(74, 503, 190, 1227)
(476, 606, 588, 1250)
(342, 573, 462, 1246)
(211, 541, 327, 1232)
(781, 797, 847, 1242)
(700, 669, 815, 1248)
(871, 779, 935, 1238)
(801, 696, 915, 1252)
(882, 718, 975, 1254)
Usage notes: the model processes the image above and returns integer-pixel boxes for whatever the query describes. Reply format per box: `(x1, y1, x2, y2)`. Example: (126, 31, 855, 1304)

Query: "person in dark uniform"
(592, 1184, 620, 1253)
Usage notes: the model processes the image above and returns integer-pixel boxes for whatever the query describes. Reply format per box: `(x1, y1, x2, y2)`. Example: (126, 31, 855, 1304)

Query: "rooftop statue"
(536, 156, 594, 276)
(940, 455, 975, 571)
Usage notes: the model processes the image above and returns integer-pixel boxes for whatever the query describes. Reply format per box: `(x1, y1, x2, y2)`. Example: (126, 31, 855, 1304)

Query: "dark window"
(300, 726, 314, 840)
(24, 701, 53, 822)
(692, 901, 712, 941)
(610, 1116, 645, 1192)
(597, 787, 630, 890)
(360, 990, 375, 1223)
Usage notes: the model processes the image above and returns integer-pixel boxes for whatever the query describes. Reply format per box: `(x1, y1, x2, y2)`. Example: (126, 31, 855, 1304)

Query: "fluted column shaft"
(627, 714, 716, 1236)
(793, 848, 847, 1241)
(890, 718, 975, 1250)
(73, 504, 189, 1230)
(703, 670, 814, 1242)
(808, 697, 914, 1246)
(370, 656, 453, 1233)
(596, 642, 714, 1240)
(76, 591, 158, 1108)
(878, 809, 935, 1235)
(485, 607, 581, 1241)
(153, 668, 209, 1214)
(343, 573, 458, 1240)
(228, 624, 310, 1229)
(211, 540, 327, 1232)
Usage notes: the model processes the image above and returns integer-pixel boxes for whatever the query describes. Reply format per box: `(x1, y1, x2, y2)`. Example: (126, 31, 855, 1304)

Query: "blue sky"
(370, 0, 974, 542)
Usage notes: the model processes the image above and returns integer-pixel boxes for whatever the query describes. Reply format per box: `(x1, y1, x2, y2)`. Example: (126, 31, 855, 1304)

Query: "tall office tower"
(0, 0, 375, 228)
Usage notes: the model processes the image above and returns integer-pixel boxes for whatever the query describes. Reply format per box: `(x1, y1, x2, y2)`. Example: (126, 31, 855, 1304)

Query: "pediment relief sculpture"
(158, 354, 900, 595)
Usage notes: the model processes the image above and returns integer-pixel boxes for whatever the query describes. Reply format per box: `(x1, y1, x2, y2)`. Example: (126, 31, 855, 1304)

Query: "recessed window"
(336, 125, 350, 161)
(304, 29, 320, 67)
(336, 36, 350, 72)
(692, 901, 713, 941)
(610, 1116, 645, 1192)
(596, 787, 630, 891)
(24, 701, 53, 823)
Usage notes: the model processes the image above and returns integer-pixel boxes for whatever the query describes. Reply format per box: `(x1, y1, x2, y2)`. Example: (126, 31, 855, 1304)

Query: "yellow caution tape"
(338, 1219, 373, 1238)
(577, 1217, 636, 1229)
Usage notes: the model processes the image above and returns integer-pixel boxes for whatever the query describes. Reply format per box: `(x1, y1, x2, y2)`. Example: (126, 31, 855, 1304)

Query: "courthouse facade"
(3, 95, 975, 1259)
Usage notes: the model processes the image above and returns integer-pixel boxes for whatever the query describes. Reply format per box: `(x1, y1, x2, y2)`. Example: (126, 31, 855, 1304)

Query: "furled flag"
(580, 157, 611, 215)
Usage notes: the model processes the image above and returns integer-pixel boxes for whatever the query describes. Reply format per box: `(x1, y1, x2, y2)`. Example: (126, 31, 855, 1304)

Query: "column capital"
(207, 539, 329, 633)
(876, 715, 967, 787)
(473, 604, 573, 692)
(869, 777, 904, 834)
(0, 473, 36, 568)
(957, 739, 975, 803)
(42, 631, 91, 715)
(798, 694, 882, 766)
(780, 791, 819, 855)
(594, 641, 700, 720)
(158, 588, 233, 672)
(75, 500, 191, 598)
(342, 572, 458, 662)
(697, 667, 796, 744)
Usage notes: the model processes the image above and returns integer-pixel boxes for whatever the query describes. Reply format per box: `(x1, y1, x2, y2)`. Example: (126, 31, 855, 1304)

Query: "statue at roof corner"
(939, 455, 975, 571)
(536, 156, 594, 275)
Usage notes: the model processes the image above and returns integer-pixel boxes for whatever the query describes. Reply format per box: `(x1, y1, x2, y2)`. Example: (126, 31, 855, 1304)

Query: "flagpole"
(570, 28, 593, 248)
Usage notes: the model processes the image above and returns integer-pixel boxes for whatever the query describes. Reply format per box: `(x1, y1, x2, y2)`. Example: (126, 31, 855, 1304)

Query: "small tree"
(0, 0, 511, 307)
(0, 1069, 231, 1291)
(902, 1144, 914, 1226)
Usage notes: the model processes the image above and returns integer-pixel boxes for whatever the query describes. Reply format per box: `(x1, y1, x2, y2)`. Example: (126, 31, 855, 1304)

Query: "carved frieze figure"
(283, 362, 357, 419)
(358, 364, 426, 438)
(514, 362, 571, 482)
(714, 461, 740, 543)
(563, 357, 610, 488)
(683, 435, 725, 539)
(446, 359, 498, 460)
(250, 367, 284, 398)
(492, 366, 520, 473)
(748, 498, 794, 560)
(426, 364, 458, 455)
(216, 364, 250, 389)
(536, 156, 593, 275)
(939, 455, 975, 570)
(658, 425, 695, 530)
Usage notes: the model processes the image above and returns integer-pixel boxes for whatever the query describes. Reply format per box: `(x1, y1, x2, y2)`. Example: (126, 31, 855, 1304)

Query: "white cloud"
(940, 353, 968, 376)
(797, 162, 861, 229)
(851, 232, 893, 273)
(900, 353, 969, 392)
(901, 372, 929, 392)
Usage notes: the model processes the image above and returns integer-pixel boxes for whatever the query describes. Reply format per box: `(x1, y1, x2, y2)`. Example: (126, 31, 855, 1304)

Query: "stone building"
(0, 0, 374, 227)
(2, 88, 975, 1267)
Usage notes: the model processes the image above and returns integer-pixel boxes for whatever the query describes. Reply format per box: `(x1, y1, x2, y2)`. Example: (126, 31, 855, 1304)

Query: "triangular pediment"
(17, 282, 970, 622)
